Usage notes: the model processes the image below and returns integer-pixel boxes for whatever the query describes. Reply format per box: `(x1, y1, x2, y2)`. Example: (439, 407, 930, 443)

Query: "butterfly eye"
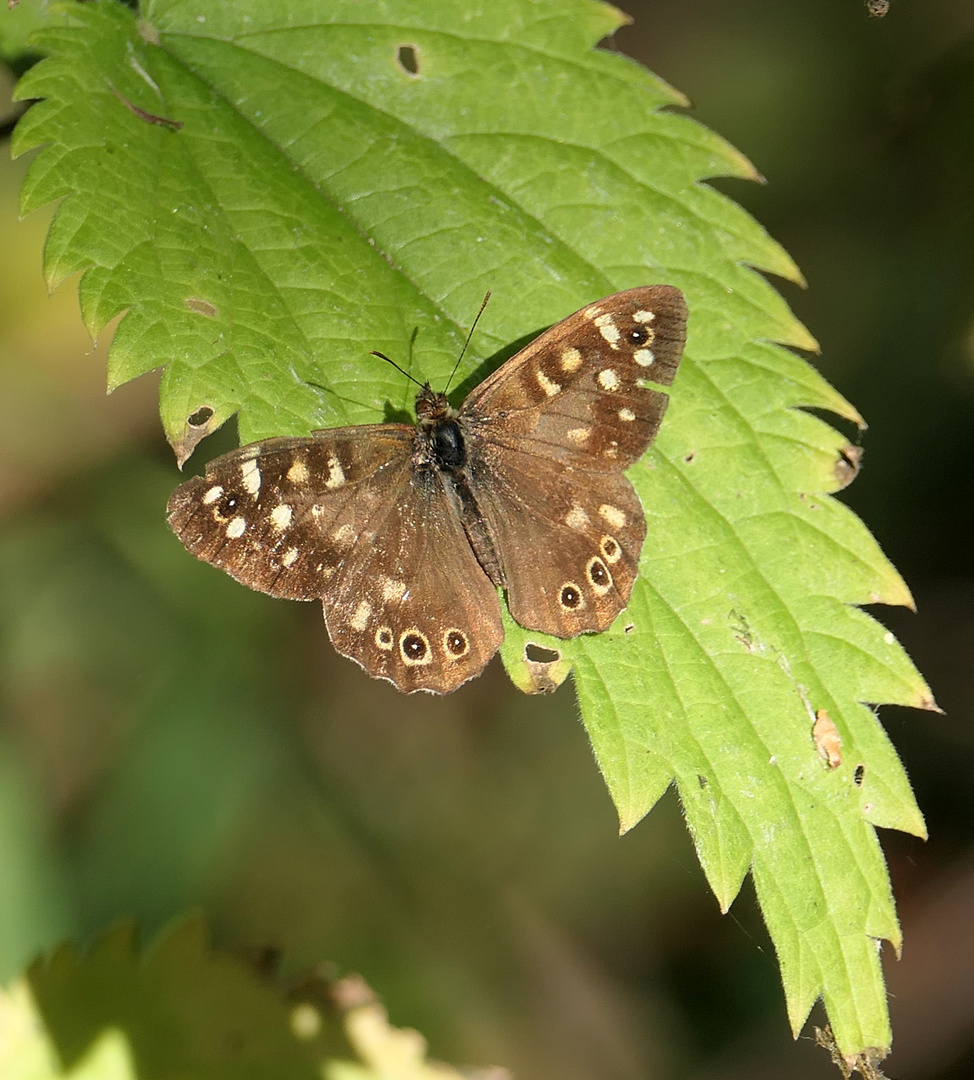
(627, 326, 650, 346)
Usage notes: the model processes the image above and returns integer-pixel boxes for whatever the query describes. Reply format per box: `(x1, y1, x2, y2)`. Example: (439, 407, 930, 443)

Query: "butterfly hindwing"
(322, 467, 504, 694)
(464, 442, 647, 636)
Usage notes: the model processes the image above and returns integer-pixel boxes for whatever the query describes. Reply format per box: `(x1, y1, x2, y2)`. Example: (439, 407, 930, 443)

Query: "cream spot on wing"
(333, 523, 355, 544)
(381, 577, 407, 602)
(598, 369, 620, 391)
(583, 305, 603, 320)
(536, 369, 561, 397)
(281, 547, 299, 567)
(270, 504, 293, 530)
(240, 458, 261, 496)
(350, 600, 372, 632)
(226, 516, 246, 539)
(633, 349, 655, 367)
(618, 407, 636, 422)
(565, 504, 589, 531)
(567, 426, 590, 445)
(594, 312, 621, 346)
(599, 504, 626, 529)
(604, 441, 619, 459)
(312, 504, 325, 519)
(560, 347, 582, 373)
(202, 485, 223, 505)
(287, 458, 309, 484)
(325, 455, 345, 488)
(633, 309, 656, 323)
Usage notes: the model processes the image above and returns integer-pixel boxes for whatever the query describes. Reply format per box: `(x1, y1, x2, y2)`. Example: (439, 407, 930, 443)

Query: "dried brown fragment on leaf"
(173, 405, 218, 467)
(814, 1025, 888, 1079)
(834, 444, 864, 490)
(511, 642, 571, 694)
(813, 708, 843, 768)
(185, 298, 218, 317)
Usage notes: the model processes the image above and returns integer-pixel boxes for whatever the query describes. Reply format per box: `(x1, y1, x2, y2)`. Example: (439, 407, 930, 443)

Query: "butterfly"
(167, 286, 688, 693)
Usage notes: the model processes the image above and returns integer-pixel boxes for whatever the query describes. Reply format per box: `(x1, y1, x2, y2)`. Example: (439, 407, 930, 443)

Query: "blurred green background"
(2, 1, 973, 1078)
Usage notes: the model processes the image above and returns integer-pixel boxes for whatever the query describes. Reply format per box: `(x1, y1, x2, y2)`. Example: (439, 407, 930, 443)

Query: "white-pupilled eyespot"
(400, 629, 432, 665)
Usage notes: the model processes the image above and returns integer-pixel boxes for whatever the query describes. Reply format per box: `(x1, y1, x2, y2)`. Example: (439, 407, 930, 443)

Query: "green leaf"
(3, 919, 486, 1080)
(12, 0, 935, 1060)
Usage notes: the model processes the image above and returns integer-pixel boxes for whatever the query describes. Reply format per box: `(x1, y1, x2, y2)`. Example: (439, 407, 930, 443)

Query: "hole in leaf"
(525, 642, 560, 664)
(396, 44, 420, 75)
(188, 406, 214, 427)
(854, 764, 865, 787)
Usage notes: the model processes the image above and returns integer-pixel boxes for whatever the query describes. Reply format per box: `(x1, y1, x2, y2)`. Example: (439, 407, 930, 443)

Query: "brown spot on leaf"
(813, 709, 842, 768)
(834, 444, 863, 490)
(186, 297, 218, 317)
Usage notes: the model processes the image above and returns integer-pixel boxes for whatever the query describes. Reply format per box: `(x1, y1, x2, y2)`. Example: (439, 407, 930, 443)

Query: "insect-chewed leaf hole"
(525, 642, 561, 664)
(396, 44, 420, 75)
(187, 406, 214, 427)
(854, 764, 866, 787)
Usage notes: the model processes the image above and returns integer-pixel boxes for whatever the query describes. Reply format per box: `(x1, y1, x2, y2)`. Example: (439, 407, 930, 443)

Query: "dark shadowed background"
(1, 1, 973, 1077)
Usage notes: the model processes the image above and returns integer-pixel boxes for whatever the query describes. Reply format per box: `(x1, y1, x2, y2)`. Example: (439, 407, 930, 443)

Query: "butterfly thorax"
(415, 385, 466, 473)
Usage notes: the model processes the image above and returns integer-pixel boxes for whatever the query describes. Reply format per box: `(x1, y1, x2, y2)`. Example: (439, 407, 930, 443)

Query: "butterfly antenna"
(444, 290, 492, 395)
(370, 350, 426, 391)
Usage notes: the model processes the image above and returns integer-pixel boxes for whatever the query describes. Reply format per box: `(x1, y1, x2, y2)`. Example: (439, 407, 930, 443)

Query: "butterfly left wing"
(166, 427, 417, 601)
(459, 285, 687, 637)
(167, 428, 503, 693)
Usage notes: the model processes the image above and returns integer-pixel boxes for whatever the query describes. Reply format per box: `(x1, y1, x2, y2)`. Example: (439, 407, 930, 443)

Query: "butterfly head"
(415, 383, 455, 426)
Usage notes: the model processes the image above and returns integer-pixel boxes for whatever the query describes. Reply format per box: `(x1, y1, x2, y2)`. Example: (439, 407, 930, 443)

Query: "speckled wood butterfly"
(167, 286, 687, 693)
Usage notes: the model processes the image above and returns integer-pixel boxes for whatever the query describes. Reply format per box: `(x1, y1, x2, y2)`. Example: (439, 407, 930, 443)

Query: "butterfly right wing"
(167, 427, 503, 693)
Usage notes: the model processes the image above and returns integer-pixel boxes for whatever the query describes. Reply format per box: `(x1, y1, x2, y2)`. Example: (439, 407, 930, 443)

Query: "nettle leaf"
(13, 0, 934, 1059)
(6, 918, 475, 1079)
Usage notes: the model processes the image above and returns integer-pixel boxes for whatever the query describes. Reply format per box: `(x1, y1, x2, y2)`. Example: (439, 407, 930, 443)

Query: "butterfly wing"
(459, 285, 686, 636)
(167, 428, 503, 693)
(320, 465, 504, 695)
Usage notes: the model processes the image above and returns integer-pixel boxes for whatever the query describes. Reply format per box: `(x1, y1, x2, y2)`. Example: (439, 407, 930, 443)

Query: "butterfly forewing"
(167, 428, 415, 601)
(461, 285, 687, 472)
